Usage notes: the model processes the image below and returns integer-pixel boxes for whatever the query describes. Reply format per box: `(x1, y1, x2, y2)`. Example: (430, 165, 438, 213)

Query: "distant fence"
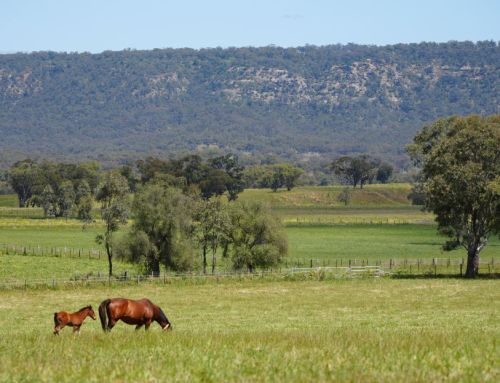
(0, 259, 498, 290)
(2, 242, 498, 272)
(283, 217, 429, 225)
(0, 266, 385, 290)
(0, 207, 44, 218)
(283, 256, 499, 275)
(0, 243, 103, 259)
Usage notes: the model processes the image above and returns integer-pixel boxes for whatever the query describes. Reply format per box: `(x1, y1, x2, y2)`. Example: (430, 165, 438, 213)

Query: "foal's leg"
(72, 325, 81, 335)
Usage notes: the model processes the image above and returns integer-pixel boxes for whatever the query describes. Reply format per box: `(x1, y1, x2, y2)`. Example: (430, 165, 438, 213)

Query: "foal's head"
(84, 305, 96, 320)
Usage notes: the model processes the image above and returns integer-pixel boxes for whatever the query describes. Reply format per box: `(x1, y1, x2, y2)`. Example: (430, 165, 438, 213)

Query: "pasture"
(3, 223, 498, 282)
(0, 278, 498, 382)
(0, 186, 499, 381)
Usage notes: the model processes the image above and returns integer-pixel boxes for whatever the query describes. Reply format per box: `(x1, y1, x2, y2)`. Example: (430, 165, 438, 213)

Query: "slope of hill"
(0, 42, 498, 167)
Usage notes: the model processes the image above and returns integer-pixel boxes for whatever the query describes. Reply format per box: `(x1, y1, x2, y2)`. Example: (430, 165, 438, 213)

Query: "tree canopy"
(330, 155, 380, 188)
(408, 114, 500, 277)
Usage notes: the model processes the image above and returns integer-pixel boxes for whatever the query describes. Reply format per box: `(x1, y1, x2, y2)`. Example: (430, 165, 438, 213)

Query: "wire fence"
(1, 242, 499, 290)
(0, 258, 498, 290)
(2, 242, 498, 271)
(0, 266, 386, 290)
(0, 243, 104, 259)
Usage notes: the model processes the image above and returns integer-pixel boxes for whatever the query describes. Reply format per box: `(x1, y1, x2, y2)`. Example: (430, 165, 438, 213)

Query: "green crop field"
(0, 278, 498, 382)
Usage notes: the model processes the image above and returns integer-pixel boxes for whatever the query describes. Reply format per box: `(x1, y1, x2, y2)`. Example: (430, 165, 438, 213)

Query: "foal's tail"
(99, 299, 111, 332)
(53, 312, 59, 326)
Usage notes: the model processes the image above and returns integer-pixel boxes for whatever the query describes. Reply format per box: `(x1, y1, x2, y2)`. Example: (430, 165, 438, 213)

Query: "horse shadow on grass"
(390, 272, 500, 280)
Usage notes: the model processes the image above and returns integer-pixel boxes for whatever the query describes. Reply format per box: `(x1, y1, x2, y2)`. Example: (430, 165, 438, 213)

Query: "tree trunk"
(19, 195, 27, 208)
(202, 245, 207, 274)
(211, 251, 216, 274)
(105, 240, 113, 277)
(465, 245, 480, 278)
(152, 259, 160, 277)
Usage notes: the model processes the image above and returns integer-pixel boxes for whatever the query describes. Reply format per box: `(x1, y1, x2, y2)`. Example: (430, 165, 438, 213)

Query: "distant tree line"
(8, 159, 100, 220)
(7, 154, 289, 276)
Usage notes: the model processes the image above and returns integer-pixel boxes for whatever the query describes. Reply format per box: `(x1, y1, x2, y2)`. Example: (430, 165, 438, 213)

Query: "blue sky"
(1, 0, 499, 53)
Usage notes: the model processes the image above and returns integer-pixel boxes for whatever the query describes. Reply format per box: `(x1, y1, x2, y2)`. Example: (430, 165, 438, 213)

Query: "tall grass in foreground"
(0, 279, 498, 382)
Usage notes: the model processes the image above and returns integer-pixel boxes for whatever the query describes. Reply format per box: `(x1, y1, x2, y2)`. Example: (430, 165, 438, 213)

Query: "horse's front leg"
(135, 324, 144, 331)
(144, 320, 152, 331)
(72, 325, 81, 335)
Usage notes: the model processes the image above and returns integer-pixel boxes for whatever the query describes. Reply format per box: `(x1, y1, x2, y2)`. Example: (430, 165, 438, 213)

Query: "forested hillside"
(0, 41, 498, 168)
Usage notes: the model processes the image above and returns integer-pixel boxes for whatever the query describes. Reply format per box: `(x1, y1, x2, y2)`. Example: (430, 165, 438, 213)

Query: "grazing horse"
(99, 298, 172, 332)
(53, 305, 96, 335)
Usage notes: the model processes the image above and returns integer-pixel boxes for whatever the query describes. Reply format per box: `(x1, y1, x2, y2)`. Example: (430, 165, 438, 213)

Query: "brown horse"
(99, 298, 172, 332)
(53, 305, 96, 335)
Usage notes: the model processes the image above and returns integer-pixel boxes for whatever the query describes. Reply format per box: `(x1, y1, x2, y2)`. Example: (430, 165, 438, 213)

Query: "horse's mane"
(78, 305, 92, 312)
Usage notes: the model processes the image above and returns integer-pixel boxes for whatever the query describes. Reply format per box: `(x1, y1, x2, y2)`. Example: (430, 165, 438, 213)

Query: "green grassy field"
(0, 254, 133, 281)
(0, 221, 103, 250)
(239, 184, 415, 207)
(0, 278, 498, 382)
(287, 224, 500, 262)
(0, 194, 18, 207)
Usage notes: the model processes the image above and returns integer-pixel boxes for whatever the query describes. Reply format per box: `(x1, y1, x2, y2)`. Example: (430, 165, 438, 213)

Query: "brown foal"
(53, 305, 96, 335)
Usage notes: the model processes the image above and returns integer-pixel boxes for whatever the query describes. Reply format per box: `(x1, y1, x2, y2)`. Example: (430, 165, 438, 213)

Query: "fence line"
(1, 259, 499, 290)
(0, 243, 103, 259)
(0, 266, 387, 290)
(1, 243, 498, 271)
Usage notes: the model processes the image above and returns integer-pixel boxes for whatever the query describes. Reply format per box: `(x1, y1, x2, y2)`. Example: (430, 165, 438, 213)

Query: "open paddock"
(0, 278, 498, 382)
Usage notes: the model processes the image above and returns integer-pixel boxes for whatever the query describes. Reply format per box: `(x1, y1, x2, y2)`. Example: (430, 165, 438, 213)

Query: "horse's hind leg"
(107, 319, 117, 332)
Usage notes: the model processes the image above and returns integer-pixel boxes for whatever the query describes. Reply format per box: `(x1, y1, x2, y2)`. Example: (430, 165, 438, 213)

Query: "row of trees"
(8, 160, 100, 219)
(95, 172, 287, 276)
(8, 154, 397, 211)
(243, 164, 304, 191)
(6, 156, 288, 277)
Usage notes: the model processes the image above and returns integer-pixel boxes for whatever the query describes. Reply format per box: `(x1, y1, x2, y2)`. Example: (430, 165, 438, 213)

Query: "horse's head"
(162, 322, 172, 331)
(157, 307, 172, 331)
(87, 306, 97, 320)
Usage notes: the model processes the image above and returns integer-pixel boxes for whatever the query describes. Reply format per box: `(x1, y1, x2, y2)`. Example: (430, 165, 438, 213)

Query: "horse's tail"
(53, 312, 59, 326)
(99, 299, 111, 332)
